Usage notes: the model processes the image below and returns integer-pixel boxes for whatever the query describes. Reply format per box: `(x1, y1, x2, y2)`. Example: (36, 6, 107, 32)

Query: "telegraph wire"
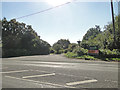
(15, 1, 73, 19)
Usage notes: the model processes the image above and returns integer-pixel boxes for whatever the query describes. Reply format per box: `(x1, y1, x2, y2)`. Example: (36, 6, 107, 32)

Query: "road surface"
(1, 54, 118, 89)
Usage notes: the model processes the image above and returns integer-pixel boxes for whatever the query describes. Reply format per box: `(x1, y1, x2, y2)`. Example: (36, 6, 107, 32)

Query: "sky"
(2, 1, 118, 45)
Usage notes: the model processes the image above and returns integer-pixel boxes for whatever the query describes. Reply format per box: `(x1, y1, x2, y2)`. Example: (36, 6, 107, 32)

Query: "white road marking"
(66, 79, 97, 86)
(32, 62, 72, 65)
(22, 73, 55, 79)
(5, 75, 75, 88)
(1, 70, 29, 73)
(24, 64, 62, 68)
(8, 57, 26, 59)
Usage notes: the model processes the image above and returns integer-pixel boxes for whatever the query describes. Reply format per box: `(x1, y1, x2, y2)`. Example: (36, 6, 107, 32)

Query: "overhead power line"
(15, 1, 73, 19)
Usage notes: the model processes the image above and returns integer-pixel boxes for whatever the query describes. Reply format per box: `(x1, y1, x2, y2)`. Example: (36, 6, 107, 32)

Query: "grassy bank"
(64, 52, 120, 62)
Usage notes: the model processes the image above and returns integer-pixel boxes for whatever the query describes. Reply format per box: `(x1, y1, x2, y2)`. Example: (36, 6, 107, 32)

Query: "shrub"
(99, 49, 120, 58)
(50, 48, 55, 53)
(77, 55, 96, 60)
(73, 47, 88, 56)
(65, 52, 77, 58)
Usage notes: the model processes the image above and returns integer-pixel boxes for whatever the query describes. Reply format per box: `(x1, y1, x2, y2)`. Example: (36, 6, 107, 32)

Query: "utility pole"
(111, 0, 116, 47)
(77, 40, 81, 51)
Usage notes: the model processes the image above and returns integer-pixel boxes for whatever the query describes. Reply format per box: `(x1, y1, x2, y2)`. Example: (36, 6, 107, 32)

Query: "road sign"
(88, 46, 99, 55)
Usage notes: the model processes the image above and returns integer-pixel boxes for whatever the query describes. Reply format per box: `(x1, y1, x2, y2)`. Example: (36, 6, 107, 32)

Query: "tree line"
(81, 15, 120, 50)
(1, 18, 50, 57)
(1, 14, 120, 59)
(50, 15, 120, 60)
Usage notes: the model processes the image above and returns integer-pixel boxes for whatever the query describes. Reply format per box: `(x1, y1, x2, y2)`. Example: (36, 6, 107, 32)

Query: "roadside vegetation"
(1, 14, 120, 61)
(50, 15, 120, 62)
(1, 18, 51, 57)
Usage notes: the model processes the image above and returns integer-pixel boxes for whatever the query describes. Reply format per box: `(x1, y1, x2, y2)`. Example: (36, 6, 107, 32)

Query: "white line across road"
(66, 79, 97, 86)
(5, 75, 75, 88)
(22, 73, 55, 79)
(1, 70, 29, 74)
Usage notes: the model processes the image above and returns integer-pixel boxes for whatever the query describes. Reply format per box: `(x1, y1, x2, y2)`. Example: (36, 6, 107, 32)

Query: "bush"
(77, 55, 96, 60)
(59, 49, 64, 54)
(65, 52, 77, 58)
(73, 47, 88, 56)
(105, 58, 120, 61)
(99, 49, 120, 58)
(50, 48, 55, 53)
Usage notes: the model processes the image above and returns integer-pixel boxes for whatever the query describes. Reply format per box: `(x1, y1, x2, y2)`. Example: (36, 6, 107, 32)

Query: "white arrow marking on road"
(66, 79, 97, 86)
(1, 70, 29, 73)
(22, 73, 55, 79)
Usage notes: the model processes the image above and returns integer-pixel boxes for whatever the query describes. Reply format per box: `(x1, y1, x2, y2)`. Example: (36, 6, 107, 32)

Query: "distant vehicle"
(88, 46, 99, 55)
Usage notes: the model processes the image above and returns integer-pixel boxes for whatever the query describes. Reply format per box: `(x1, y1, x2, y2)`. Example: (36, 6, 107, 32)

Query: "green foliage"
(72, 47, 88, 56)
(65, 15, 120, 61)
(50, 48, 55, 53)
(2, 49, 30, 57)
(2, 18, 51, 57)
(67, 43, 77, 52)
(57, 39, 70, 49)
(99, 49, 120, 58)
(82, 25, 102, 41)
(64, 52, 77, 58)
(81, 15, 120, 50)
(52, 44, 61, 54)
(65, 52, 96, 60)
(52, 39, 70, 54)
(76, 55, 96, 60)
(105, 58, 120, 61)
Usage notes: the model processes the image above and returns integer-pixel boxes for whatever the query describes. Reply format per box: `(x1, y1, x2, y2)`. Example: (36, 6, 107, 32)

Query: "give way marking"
(22, 73, 55, 79)
(66, 79, 97, 86)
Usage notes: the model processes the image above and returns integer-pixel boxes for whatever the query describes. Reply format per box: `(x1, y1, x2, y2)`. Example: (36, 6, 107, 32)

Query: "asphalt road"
(1, 54, 118, 88)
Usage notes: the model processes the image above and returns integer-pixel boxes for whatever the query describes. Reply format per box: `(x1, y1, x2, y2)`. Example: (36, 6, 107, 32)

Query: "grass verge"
(64, 52, 120, 62)
(64, 52, 96, 60)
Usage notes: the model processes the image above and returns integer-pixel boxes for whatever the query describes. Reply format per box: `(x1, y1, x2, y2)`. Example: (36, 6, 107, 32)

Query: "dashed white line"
(1, 70, 29, 73)
(5, 75, 75, 88)
(66, 79, 97, 86)
(22, 73, 55, 79)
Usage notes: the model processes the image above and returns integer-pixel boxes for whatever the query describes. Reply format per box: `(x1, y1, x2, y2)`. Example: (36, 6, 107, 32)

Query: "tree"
(81, 15, 120, 50)
(52, 39, 70, 54)
(82, 25, 102, 41)
(52, 44, 61, 54)
(2, 18, 51, 57)
(67, 43, 77, 52)
(81, 25, 102, 49)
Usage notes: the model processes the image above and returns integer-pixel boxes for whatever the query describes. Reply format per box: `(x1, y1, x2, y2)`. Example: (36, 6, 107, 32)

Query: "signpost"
(88, 46, 99, 55)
